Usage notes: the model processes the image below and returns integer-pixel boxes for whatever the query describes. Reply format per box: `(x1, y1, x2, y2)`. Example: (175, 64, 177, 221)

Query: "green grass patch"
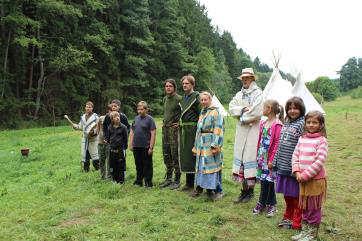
(0, 96, 361, 240)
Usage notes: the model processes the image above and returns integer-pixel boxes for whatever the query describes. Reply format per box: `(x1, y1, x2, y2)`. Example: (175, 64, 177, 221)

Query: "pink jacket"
(256, 119, 283, 165)
(292, 132, 328, 181)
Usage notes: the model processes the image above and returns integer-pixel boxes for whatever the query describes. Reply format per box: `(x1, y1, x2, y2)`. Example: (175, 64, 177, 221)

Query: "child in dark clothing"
(129, 101, 156, 188)
(106, 111, 128, 184)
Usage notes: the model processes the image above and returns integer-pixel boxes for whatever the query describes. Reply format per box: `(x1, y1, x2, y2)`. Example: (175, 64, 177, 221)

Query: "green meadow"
(0, 96, 361, 241)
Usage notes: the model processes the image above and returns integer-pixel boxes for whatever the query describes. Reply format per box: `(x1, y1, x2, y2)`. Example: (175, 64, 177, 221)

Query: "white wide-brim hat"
(237, 67, 255, 80)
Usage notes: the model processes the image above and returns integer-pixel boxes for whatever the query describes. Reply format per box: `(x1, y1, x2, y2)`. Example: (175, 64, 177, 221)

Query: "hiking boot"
(252, 202, 265, 215)
(278, 219, 292, 229)
(233, 190, 247, 204)
(266, 205, 277, 217)
(159, 178, 172, 188)
(240, 188, 254, 203)
(190, 187, 203, 197)
(211, 192, 224, 201)
(169, 181, 181, 190)
(133, 180, 143, 187)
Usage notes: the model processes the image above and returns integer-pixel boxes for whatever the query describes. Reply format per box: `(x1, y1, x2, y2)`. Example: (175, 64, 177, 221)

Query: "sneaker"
(133, 180, 143, 187)
(298, 233, 316, 241)
(190, 188, 203, 197)
(168, 181, 181, 190)
(159, 179, 172, 188)
(266, 205, 277, 217)
(252, 202, 265, 215)
(211, 192, 224, 201)
(278, 219, 292, 229)
(291, 224, 311, 241)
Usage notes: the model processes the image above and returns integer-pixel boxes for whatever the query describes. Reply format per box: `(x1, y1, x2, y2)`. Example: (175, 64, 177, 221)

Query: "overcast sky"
(198, 0, 362, 81)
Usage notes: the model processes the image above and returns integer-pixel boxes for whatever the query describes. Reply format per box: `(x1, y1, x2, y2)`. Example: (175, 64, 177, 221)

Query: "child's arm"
(122, 126, 128, 150)
(128, 129, 134, 151)
(268, 123, 282, 168)
(291, 139, 301, 174)
(148, 129, 156, 155)
(300, 138, 328, 181)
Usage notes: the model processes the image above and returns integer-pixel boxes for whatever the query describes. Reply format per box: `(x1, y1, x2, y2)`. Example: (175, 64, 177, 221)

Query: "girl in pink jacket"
(253, 100, 283, 217)
(291, 111, 328, 241)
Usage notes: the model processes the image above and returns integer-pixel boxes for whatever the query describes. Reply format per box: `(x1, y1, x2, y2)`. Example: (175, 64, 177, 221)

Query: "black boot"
(169, 173, 181, 190)
(159, 173, 172, 188)
(93, 159, 100, 170)
(241, 188, 254, 203)
(83, 161, 90, 172)
(233, 189, 247, 204)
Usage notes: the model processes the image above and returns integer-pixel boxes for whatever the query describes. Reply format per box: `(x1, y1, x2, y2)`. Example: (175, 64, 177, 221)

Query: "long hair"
(285, 96, 306, 122)
(304, 111, 327, 137)
(264, 99, 284, 123)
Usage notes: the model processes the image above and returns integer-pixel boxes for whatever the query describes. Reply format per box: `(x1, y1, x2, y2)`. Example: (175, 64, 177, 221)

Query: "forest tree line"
(1, 1, 360, 129)
(0, 0, 273, 128)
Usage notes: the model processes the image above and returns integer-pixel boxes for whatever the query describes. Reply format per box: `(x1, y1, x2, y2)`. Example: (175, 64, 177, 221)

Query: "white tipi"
(292, 73, 325, 114)
(262, 54, 293, 108)
(212, 95, 229, 117)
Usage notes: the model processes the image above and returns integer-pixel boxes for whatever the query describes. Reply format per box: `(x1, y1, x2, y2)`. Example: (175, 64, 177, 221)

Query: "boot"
(233, 189, 247, 204)
(298, 225, 318, 241)
(93, 159, 100, 170)
(190, 186, 203, 197)
(241, 188, 254, 203)
(291, 223, 312, 241)
(83, 161, 90, 172)
(159, 173, 172, 188)
(169, 173, 181, 190)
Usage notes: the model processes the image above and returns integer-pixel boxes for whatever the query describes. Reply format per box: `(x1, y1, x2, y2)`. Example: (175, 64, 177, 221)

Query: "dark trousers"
(109, 149, 126, 183)
(186, 173, 195, 188)
(84, 150, 99, 171)
(133, 147, 153, 186)
(258, 180, 276, 206)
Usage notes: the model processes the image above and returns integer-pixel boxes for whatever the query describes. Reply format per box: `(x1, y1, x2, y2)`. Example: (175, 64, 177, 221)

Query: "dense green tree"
(306, 76, 339, 101)
(0, 0, 276, 128)
(339, 57, 361, 91)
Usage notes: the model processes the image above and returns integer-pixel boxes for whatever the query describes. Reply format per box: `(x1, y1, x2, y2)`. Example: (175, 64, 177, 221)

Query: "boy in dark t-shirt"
(106, 111, 128, 184)
(129, 101, 156, 188)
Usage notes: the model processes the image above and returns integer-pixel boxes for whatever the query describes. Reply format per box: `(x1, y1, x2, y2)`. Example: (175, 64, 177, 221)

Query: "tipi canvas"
(292, 73, 325, 114)
(212, 95, 229, 117)
(263, 67, 293, 108)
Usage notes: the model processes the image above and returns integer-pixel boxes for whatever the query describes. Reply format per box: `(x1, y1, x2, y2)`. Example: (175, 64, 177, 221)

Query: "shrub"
(350, 86, 362, 99)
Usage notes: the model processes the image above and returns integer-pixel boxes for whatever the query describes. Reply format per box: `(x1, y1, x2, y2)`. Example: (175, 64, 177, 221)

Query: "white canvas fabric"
(292, 74, 325, 114)
(212, 95, 229, 117)
(263, 68, 293, 109)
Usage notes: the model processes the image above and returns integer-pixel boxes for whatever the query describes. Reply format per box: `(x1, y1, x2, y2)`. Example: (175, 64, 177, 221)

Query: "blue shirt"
(131, 115, 156, 148)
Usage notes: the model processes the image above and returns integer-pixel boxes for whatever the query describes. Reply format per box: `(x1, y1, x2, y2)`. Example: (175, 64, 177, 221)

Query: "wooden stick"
(64, 114, 75, 126)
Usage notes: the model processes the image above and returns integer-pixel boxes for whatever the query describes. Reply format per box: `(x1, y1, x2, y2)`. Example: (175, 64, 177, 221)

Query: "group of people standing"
(71, 67, 328, 241)
(228, 68, 328, 241)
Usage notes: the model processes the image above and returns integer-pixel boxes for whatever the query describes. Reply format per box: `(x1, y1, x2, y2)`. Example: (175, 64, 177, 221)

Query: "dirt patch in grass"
(57, 217, 88, 228)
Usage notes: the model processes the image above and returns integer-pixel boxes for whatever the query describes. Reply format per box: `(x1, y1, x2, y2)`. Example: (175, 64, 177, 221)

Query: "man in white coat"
(229, 68, 263, 203)
(73, 101, 99, 172)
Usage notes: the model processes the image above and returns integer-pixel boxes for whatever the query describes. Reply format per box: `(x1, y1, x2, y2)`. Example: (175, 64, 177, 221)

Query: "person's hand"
(148, 147, 153, 155)
(242, 107, 250, 113)
(211, 147, 220, 155)
(129, 145, 133, 151)
(268, 162, 273, 170)
(72, 123, 78, 129)
(295, 172, 302, 182)
(192, 147, 197, 156)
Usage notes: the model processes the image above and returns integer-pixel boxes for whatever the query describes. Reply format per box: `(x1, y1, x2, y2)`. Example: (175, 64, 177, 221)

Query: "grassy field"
(0, 96, 361, 241)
